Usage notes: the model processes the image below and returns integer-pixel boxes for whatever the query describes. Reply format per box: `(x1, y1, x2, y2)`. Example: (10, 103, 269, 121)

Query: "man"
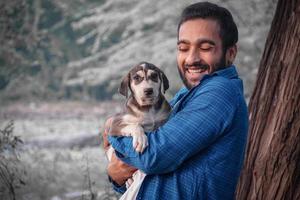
(103, 2, 249, 199)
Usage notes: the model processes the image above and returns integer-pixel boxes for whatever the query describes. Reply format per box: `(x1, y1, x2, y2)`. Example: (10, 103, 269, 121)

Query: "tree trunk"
(236, 0, 300, 200)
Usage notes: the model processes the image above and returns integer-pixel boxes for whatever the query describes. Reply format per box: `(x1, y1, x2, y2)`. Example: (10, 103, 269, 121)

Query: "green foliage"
(53, 23, 84, 59)
(0, 75, 9, 90)
(39, 1, 63, 29)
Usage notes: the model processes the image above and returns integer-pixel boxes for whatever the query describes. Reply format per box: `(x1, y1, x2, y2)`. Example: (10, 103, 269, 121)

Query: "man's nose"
(185, 48, 200, 65)
(144, 88, 154, 96)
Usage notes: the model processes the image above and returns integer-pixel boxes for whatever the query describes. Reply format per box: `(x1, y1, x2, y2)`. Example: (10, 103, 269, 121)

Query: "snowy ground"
(0, 101, 124, 200)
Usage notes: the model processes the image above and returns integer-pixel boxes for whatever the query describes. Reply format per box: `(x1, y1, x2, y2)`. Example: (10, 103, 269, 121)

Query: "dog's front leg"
(121, 124, 148, 153)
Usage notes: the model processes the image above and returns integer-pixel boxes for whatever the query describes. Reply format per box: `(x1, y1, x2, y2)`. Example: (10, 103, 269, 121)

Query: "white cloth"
(106, 146, 145, 200)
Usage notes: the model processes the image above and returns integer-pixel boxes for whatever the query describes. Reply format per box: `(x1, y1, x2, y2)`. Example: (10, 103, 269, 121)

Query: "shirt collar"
(212, 65, 238, 79)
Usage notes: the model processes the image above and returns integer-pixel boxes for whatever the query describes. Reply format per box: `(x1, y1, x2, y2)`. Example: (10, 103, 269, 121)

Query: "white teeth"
(187, 69, 204, 73)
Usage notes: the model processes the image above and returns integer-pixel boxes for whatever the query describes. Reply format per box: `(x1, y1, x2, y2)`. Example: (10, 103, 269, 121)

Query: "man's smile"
(183, 63, 210, 84)
(185, 64, 209, 73)
(186, 68, 206, 73)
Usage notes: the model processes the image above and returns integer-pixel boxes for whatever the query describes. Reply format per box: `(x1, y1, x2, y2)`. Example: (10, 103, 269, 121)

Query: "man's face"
(177, 18, 226, 89)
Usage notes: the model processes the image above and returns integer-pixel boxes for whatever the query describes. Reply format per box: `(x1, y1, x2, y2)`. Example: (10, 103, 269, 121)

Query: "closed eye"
(177, 45, 189, 52)
(200, 47, 213, 51)
(200, 43, 214, 51)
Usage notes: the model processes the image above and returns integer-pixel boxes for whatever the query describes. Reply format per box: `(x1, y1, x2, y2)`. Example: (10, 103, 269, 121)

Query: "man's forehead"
(178, 18, 221, 41)
(177, 21, 222, 51)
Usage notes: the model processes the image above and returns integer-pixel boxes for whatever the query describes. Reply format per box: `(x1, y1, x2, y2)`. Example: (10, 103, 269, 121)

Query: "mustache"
(184, 62, 209, 70)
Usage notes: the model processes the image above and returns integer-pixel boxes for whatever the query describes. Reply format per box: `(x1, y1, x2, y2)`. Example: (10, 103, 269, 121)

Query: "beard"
(178, 53, 227, 89)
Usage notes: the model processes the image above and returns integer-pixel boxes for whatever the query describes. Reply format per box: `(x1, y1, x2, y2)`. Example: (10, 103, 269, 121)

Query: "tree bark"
(236, 0, 300, 199)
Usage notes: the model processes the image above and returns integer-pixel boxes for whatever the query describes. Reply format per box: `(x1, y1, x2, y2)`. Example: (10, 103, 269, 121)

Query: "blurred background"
(0, 0, 277, 199)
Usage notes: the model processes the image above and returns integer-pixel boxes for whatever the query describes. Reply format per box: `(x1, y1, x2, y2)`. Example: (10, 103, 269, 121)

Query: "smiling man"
(104, 2, 249, 199)
(177, 6, 238, 89)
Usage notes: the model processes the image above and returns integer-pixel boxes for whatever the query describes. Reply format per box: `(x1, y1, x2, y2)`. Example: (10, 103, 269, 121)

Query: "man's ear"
(118, 73, 130, 98)
(225, 44, 237, 66)
(160, 71, 169, 93)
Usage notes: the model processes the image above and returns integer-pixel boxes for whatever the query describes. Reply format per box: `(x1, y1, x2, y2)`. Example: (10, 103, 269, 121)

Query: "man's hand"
(107, 152, 137, 186)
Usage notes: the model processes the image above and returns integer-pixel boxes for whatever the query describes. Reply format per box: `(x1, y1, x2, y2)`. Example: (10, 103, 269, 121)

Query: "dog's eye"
(133, 75, 142, 81)
(150, 73, 158, 81)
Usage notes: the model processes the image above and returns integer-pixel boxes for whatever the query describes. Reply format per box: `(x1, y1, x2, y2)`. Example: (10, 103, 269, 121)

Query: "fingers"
(126, 178, 134, 188)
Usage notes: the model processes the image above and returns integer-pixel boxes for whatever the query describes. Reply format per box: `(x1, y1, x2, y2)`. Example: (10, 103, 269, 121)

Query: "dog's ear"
(118, 73, 130, 98)
(160, 71, 169, 93)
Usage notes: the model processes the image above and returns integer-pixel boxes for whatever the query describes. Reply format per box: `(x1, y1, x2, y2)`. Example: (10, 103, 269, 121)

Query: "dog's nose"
(144, 88, 154, 96)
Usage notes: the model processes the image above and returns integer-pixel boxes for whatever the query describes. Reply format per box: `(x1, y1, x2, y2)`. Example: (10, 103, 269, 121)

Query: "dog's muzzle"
(144, 88, 154, 96)
(140, 88, 158, 106)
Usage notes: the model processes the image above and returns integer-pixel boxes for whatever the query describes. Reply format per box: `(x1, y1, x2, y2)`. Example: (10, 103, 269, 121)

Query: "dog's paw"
(132, 131, 148, 153)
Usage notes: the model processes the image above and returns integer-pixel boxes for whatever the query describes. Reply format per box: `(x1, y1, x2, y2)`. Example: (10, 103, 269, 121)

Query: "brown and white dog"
(104, 62, 171, 200)
(106, 61, 171, 152)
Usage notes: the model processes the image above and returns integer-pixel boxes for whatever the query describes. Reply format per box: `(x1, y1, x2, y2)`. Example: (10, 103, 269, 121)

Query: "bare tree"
(236, 0, 300, 199)
(0, 121, 25, 200)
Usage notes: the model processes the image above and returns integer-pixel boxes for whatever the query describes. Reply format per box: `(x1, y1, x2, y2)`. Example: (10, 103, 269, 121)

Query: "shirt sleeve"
(109, 79, 239, 175)
(107, 175, 127, 194)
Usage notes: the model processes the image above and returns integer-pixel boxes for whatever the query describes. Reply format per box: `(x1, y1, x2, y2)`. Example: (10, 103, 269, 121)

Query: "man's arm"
(109, 80, 239, 174)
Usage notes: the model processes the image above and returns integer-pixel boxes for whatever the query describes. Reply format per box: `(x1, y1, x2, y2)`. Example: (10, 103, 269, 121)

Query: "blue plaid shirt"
(109, 65, 249, 200)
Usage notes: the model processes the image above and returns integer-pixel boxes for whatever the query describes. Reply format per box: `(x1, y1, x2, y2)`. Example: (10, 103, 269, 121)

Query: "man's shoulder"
(191, 74, 245, 107)
(198, 75, 247, 110)
(201, 75, 238, 93)
(169, 87, 189, 106)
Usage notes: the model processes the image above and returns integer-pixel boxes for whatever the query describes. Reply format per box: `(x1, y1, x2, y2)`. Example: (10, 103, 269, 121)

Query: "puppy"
(106, 61, 171, 152)
(104, 62, 171, 200)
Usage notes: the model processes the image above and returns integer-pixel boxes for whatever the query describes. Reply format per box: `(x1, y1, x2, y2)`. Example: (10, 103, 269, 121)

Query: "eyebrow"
(177, 39, 216, 46)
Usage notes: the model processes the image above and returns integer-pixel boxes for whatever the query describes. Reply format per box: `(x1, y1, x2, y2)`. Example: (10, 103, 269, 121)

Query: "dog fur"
(106, 62, 171, 152)
(104, 62, 171, 200)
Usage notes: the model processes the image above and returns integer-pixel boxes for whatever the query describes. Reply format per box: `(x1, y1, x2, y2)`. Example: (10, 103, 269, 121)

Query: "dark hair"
(178, 2, 238, 51)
